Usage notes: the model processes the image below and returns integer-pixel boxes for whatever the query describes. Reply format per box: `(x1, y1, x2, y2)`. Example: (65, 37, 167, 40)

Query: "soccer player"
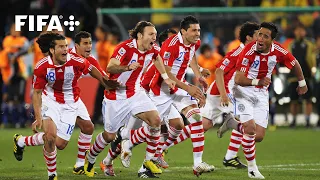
(98, 28, 178, 177)
(82, 21, 176, 177)
(68, 31, 109, 174)
(144, 15, 209, 176)
(12, 32, 119, 180)
(219, 22, 308, 179)
(159, 22, 260, 169)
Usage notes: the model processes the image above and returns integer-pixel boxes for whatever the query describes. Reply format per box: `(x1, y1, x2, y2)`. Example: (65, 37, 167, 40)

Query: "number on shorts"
(66, 124, 75, 135)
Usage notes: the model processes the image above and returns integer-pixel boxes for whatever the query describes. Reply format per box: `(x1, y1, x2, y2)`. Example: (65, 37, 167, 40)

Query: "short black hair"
(158, 29, 177, 46)
(239, 22, 260, 43)
(200, 44, 211, 54)
(129, 21, 155, 39)
(74, 31, 91, 45)
(260, 22, 278, 39)
(180, 15, 199, 31)
(36, 32, 65, 55)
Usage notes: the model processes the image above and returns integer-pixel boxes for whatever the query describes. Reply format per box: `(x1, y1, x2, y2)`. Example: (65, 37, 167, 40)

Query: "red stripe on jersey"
(209, 46, 242, 95)
(53, 66, 65, 103)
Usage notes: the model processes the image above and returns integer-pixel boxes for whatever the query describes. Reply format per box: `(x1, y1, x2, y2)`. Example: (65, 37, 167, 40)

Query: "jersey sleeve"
(152, 44, 160, 59)
(216, 51, 237, 73)
(81, 58, 93, 75)
(32, 67, 47, 90)
(236, 45, 254, 73)
(195, 40, 201, 51)
(87, 55, 107, 76)
(159, 42, 177, 67)
(278, 49, 296, 69)
(111, 43, 128, 63)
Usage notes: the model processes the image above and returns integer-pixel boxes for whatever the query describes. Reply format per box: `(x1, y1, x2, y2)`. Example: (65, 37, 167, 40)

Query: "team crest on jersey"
(118, 47, 126, 56)
(164, 52, 170, 60)
(238, 104, 245, 112)
(242, 58, 249, 66)
(222, 59, 230, 66)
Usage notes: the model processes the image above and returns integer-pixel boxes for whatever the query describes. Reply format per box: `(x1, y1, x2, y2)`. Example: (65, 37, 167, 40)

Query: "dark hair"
(75, 31, 91, 45)
(158, 29, 177, 46)
(180, 15, 199, 31)
(200, 44, 211, 54)
(129, 21, 155, 39)
(260, 22, 278, 39)
(36, 32, 65, 55)
(239, 22, 260, 43)
(294, 23, 306, 31)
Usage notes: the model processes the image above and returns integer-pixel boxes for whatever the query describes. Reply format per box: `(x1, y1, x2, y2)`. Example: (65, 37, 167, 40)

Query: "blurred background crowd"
(0, 0, 320, 130)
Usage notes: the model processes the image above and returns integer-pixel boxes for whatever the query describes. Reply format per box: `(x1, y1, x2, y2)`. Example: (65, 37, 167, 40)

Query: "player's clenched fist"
(258, 77, 271, 86)
(127, 62, 141, 71)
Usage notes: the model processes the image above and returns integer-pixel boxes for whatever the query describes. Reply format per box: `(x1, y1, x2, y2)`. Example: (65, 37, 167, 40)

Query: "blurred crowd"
(0, 0, 320, 129)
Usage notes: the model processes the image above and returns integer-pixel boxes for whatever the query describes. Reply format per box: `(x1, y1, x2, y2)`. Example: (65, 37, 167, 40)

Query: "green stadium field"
(1, 127, 319, 180)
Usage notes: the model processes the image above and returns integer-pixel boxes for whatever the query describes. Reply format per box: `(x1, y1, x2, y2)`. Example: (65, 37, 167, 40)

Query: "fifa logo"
(15, 15, 80, 32)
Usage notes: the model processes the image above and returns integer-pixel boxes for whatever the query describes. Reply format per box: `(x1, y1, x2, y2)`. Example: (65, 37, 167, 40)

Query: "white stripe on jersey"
(231, 47, 242, 56)
(116, 53, 138, 98)
(169, 36, 179, 47)
(273, 44, 288, 55)
(35, 57, 49, 69)
(245, 44, 256, 56)
(63, 66, 75, 102)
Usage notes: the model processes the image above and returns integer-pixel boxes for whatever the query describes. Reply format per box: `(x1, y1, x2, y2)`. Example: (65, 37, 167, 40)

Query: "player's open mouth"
(85, 50, 91, 53)
(62, 53, 67, 57)
(150, 42, 154, 45)
(257, 42, 264, 48)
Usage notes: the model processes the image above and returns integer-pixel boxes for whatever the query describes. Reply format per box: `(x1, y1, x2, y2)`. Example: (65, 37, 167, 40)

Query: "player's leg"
(84, 97, 124, 177)
(153, 105, 183, 169)
(131, 92, 162, 175)
(73, 99, 94, 174)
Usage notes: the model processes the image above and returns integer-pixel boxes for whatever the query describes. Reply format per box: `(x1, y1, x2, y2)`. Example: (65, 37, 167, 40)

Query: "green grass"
(1, 127, 320, 180)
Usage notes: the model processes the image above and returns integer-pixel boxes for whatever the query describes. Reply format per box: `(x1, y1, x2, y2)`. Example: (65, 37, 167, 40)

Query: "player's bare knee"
(244, 125, 256, 135)
(81, 121, 94, 135)
(149, 115, 161, 127)
(56, 141, 68, 150)
(102, 131, 116, 143)
(255, 136, 264, 142)
(44, 133, 56, 147)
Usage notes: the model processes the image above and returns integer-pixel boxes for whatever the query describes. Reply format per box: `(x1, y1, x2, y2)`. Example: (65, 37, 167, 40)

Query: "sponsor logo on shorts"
(238, 104, 245, 112)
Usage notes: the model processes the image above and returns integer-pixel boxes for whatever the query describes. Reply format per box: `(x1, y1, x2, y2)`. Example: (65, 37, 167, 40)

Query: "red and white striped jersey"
(33, 53, 93, 104)
(208, 43, 245, 95)
(150, 32, 201, 95)
(69, 48, 107, 76)
(237, 41, 296, 90)
(141, 64, 156, 92)
(105, 39, 159, 100)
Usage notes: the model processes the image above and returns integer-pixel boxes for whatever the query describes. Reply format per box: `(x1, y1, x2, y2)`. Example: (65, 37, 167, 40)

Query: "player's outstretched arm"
(153, 55, 176, 89)
(291, 60, 308, 95)
(107, 58, 141, 74)
(190, 55, 208, 91)
(89, 66, 120, 90)
(32, 89, 43, 133)
(215, 68, 230, 106)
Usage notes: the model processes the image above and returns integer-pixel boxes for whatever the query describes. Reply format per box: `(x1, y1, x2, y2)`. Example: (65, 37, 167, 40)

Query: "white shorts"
(126, 115, 143, 130)
(150, 88, 197, 122)
(41, 95, 90, 141)
(233, 86, 269, 128)
(102, 91, 157, 133)
(200, 94, 234, 123)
